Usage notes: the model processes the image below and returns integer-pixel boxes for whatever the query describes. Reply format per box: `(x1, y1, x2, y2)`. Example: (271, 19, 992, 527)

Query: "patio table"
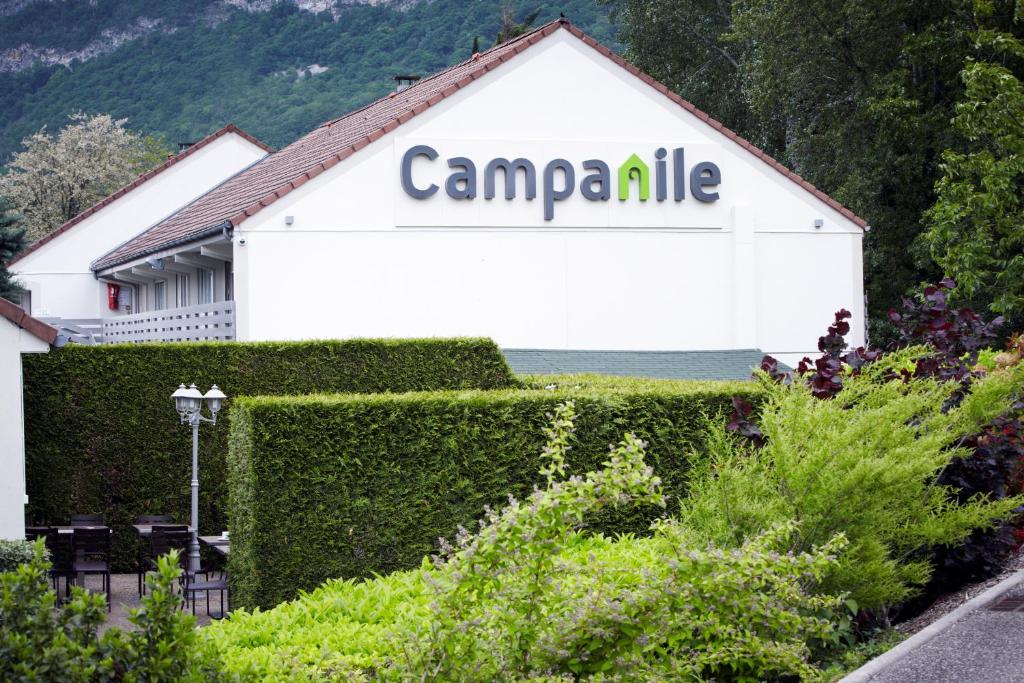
(132, 523, 193, 537)
(198, 535, 230, 556)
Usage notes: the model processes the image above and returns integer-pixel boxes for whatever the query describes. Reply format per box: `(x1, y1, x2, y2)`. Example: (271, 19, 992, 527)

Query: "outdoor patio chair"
(72, 527, 111, 610)
(146, 525, 204, 594)
(44, 530, 74, 602)
(135, 514, 174, 596)
(70, 514, 105, 527)
(182, 572, 229, 618)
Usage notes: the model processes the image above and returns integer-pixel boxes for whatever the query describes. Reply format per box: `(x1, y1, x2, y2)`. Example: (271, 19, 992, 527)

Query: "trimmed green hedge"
(22, 338, 515, 570)
(227, 377, 760, 610)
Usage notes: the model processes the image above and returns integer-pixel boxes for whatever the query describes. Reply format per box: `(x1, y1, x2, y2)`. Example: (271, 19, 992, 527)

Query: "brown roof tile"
(8, 124, 272, 267)
(91, 19, 866, 272)
(0, 296, 57, 345)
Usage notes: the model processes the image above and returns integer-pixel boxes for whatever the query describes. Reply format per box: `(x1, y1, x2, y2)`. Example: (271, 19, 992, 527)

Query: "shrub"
(738, 281, 1024, 603)
(226, 378, 756, 609)
(680, 348, 1024, 614)
(22, 337, 515, 569)
(393, 403, 848, 682)
(0, 540, 39, 573)
(208, 404, 847, 682)
(0, 542, 226, 681)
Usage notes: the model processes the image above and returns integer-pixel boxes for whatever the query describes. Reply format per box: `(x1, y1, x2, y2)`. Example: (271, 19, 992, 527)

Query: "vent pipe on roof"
(394, 75, 420, 92)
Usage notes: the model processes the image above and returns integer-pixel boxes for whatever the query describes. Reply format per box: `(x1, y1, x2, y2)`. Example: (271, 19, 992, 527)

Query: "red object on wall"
(107, 283, 120, 310)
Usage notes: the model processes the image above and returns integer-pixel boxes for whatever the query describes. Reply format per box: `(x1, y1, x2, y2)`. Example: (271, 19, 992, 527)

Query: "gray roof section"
(502, 348, 774, 381)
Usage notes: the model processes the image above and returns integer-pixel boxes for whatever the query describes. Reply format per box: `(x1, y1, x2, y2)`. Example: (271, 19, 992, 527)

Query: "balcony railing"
(102, 301, 235, 344)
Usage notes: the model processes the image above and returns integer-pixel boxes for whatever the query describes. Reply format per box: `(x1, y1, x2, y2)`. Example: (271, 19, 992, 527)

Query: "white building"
(10, 20, 867, 375)
(8, 125, 270, 341)
(0, 297, 55, 540)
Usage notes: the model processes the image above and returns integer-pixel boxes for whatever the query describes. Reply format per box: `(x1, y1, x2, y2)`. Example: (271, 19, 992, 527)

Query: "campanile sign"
(400, 144, 721, 221)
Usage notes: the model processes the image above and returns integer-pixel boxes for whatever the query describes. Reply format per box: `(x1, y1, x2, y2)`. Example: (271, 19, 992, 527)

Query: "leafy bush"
(680, 348, 1024, 614)
(23, 337, 515, 570)
(208, 404, 848, 681)
(0, 540, 39, 573)
(393, 403, 848, 681)
(225, 378, 756, 609)
(735, 281, 1024, 606)
(0, 542, 226, 681)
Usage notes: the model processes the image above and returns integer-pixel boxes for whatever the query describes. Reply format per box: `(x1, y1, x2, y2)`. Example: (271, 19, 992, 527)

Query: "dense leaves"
(22, 338, 515, 571)
(607, 0, 1024, 338)
(0, 0, 616, 163)
(0, 113, 170, 241)
(925, 2, 1024, 322)
(684, 349, 1024, 613)
(0, 544, 226, 682)
(225, 375, 756, 610)
(209, 405, 848, 681)
(0, 197, 26, 301)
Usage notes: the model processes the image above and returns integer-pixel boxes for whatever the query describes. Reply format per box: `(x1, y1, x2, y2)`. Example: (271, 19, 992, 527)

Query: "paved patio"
(71, 573, 229, 632)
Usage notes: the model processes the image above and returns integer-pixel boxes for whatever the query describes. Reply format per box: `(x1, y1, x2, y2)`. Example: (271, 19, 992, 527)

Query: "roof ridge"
(91, 18, 867, 272)
(8, 123, 273, 267)
(317, 18, 563, 131)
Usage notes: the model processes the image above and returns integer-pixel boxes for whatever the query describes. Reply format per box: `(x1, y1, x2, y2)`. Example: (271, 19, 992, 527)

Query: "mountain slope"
(0, 0, 617, 160)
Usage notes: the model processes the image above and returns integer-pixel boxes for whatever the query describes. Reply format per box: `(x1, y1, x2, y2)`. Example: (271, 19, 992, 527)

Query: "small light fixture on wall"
(285, 215, 294, 226)
(814, 218, 824, 229)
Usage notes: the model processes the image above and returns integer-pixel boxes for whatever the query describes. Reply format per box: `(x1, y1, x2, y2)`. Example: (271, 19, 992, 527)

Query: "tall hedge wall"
(22, 338, 515, 569)
(227, 376, 760, 610)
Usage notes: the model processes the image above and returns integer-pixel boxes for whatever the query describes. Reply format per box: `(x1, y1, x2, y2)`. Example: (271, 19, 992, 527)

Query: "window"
(177, 274, 190, 307)
(154, 281, 166, 310)
(197, 267, 214, 304)
(225, 260, 233, 301)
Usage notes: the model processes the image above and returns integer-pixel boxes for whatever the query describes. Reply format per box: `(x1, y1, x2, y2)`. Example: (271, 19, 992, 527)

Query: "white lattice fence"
(102, 302, 235, 343)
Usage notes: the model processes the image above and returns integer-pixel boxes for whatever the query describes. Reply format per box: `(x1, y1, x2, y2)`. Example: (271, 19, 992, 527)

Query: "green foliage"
(925, 2, 1024, 319)
(22, 337, 515, 571)
(678, 348, 1024, 612)
(208, 405, 845, 682)
(226, 379, 756, 610)
(607, 0, 1024, 339)
(0, 543, 226, 681)
(0, 0, 616, 163)
(0, 196, 26, 301)
(393, 402, 846, 681)
(0, 540, 39, 573)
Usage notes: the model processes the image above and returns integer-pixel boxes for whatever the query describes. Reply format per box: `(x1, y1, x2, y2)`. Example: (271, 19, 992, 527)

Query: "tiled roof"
(92, 19, 867, 272)
(0, 296, 57, 345)
(8, 124, 272, 267)
(502, 348, 775, 381)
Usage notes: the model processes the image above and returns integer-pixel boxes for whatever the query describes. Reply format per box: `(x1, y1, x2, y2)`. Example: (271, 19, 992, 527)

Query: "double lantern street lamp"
(171, 383, 227, 574)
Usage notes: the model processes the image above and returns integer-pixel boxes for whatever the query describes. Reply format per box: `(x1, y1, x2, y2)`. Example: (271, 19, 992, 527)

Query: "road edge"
(839, 569, 1024, 682)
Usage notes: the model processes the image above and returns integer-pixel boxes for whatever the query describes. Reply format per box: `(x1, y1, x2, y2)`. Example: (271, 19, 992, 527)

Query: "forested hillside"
(0, 0, 616, 159)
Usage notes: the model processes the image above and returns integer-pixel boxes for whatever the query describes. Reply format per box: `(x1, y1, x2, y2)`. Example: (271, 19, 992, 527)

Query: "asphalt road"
(868, 582, 1024, 683)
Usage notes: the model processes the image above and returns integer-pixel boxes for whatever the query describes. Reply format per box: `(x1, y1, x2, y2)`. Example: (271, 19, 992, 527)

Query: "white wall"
(0, 322, 48, 540)
(232, 31, 863, 358)
(12, 133, 266, 319)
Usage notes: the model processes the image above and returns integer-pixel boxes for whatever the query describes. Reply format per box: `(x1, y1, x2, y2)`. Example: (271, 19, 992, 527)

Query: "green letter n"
(617, 153, 650, 201)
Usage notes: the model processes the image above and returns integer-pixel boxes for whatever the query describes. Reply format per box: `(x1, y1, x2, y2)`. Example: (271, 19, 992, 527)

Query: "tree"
(605, 0, 1024, 343)
(602, 0, 753, 140)
(925, 1, 1024, 322)
(0, 197, 26, 302)
(495, 2, 541, 45)
(0, 113, 170, 242)
(472, 35, 481, 54)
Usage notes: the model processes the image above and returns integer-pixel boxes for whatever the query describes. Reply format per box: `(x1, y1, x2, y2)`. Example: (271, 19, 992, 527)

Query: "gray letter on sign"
(543, 159, 575, 221)
(446, 156, 477, 199)
(690, 161, 721, 202)
(581, 159, 610, 200)
(484, 158, 537, 200)
(401, 145, 439, 199)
